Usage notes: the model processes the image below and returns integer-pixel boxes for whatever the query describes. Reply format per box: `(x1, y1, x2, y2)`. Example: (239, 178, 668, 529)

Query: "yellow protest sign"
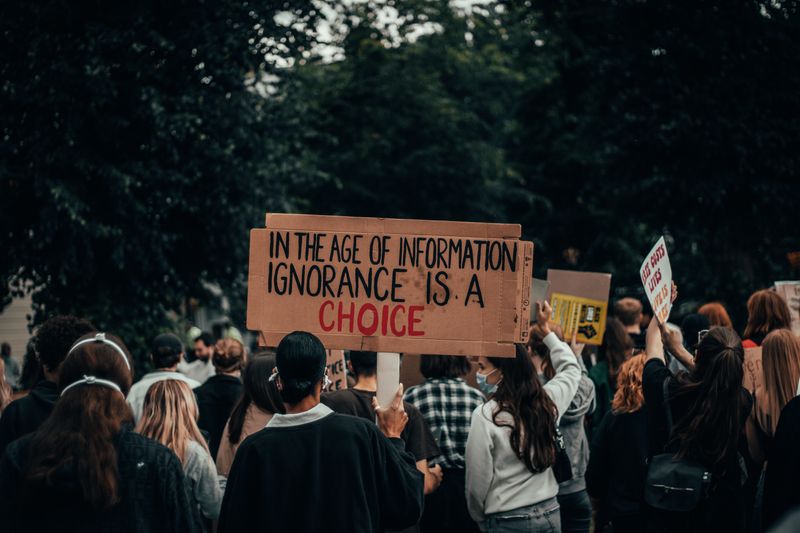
(549, 292, 608, 345)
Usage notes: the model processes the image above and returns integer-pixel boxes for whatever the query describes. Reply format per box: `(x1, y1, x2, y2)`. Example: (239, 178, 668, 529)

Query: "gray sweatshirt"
(184, 440, 224, 520)
(466, 333, 582, 525)
(555, 371, 595, 495)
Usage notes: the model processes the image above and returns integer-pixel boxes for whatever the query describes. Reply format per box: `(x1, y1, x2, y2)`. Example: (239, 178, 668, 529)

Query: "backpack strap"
(662, 377, 674, 436)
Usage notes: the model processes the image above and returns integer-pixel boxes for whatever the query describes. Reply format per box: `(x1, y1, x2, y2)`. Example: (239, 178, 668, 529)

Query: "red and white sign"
(640, 236, 673, 324)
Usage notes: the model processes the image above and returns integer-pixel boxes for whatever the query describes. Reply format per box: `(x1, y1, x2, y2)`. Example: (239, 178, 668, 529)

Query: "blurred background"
(1, 0, 799, 367)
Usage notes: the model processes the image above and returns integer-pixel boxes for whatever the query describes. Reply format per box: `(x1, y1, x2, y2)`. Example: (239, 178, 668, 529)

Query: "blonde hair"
(759, 330, 800, 436)
(213, 338, 246, 372)
(135, 379, 209, 464)
(611, 354, 646, 414)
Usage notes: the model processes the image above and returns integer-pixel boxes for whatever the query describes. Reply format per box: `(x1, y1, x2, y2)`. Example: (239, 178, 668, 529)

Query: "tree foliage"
(2, 0, 799, 357)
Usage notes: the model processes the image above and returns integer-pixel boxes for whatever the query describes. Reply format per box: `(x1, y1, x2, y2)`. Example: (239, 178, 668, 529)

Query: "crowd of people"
(0, 284, 798, 532)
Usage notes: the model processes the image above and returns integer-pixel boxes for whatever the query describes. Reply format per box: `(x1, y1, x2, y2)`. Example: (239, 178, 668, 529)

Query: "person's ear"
(347, 360, 354, 375)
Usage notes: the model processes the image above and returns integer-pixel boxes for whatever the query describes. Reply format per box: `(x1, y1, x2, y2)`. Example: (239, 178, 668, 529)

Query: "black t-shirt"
(321, 389, 440, 462)
(194, 375, 243, 459)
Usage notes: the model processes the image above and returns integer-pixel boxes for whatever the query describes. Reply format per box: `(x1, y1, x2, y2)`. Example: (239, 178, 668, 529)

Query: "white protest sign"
(640, 236, 673, 324)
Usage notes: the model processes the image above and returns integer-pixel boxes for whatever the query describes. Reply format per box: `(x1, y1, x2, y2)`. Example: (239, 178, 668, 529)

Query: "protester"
(179, 332, 216, 384)
(586, 354, 649, 533)
(16, 339, 41, 395)
(0, 360, 12, 415)
(614, 297, 645, 350)
(762, 394, 800, 530)
(588, 317, 633, 434)
(404, 355, 484, 533)
(194, 338, 245, 459)
(127, 333, 200, 422)
(322, 351, 442, 495)
(530, 325, 596, 533)
(1, 342, 20, 391)
(742, 289, 792, 347)
(216, 353, 285, 477)
(0, 315, 94, 455)
(0, 332, 201, 532)
(747, 329, 800, 464)
(465, 301, 581, 532)
(697, 302, 734, 329)
(217, 331, 424, 533)
(136, 379, 223, 524)
(645, 315, 752, 532)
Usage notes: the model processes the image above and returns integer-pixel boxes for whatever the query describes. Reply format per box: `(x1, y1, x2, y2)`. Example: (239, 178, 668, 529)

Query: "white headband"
(61, 375, 123, 397)
(67, 332, 130, 370)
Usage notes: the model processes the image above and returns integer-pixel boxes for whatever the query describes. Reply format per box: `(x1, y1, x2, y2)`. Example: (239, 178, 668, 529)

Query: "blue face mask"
(476, 368, 500, 396)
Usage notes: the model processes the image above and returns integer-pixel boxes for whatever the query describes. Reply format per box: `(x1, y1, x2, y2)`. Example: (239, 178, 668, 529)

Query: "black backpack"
(644, 378, 712, 512)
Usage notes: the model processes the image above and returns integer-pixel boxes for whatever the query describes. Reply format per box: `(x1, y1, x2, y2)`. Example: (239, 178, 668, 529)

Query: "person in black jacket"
(643, 318, 752, 533)
(0, 331, 201, 532)
(586, 354, 649, 533)
(194, 338, 245, 458)
(0, 315, 94, 456)
(763, 395, 800, 530)
(218, 331, 424, 533)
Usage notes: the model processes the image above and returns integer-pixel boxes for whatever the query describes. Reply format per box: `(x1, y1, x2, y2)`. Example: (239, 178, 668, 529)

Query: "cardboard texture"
(640, 237, 673, 324)
(743, 347, 763, 395)
(247, 214, 534, 357)
(774, 281, 800, 336)
(325, 349, 347, 391)
(546, 269, 611, 345)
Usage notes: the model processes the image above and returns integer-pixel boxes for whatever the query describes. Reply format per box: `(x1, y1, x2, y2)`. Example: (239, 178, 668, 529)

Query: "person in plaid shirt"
(405, 355, 484, 533)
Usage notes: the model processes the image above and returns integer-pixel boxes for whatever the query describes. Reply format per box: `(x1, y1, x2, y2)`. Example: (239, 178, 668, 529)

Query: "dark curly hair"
(34, 315, 95, 372)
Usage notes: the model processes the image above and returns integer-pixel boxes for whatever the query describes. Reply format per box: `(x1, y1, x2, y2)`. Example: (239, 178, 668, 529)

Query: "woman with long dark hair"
(0, 332, 200, 532)
(216, 353, 285, 476)
(644, 317, 752, 533)
(466, 301, 581, 532)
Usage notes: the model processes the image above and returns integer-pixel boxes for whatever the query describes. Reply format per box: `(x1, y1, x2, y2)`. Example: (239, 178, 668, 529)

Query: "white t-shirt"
(177, 357, 216, 385)
(127, 371, 201, 422)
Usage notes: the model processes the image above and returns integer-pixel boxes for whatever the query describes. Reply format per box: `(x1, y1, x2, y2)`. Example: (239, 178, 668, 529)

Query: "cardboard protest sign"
(742, 347, 763, 395)
(325, 349, 347, 391)
(376, 352, 401, 408)
(247, 214, 534, 357)
(545, 269, 611, 345)
(640, 237, 673, 324)
(774, 281, 800, 336)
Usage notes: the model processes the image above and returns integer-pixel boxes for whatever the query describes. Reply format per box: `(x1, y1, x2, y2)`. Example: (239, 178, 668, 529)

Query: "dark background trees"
(2, 0, 799, 362)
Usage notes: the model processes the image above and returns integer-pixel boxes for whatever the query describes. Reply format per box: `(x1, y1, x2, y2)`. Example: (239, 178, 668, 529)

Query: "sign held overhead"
(640, 236, 673, 324)
(247, 214, 534, 356)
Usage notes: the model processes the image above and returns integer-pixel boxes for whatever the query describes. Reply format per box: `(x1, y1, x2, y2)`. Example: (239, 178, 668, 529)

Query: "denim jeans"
(557, 489, 592, 533)
(485, 497, 561, 533)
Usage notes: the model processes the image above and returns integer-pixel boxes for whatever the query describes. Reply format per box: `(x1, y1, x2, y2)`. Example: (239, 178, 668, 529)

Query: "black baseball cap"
(151, 333, 184, 358)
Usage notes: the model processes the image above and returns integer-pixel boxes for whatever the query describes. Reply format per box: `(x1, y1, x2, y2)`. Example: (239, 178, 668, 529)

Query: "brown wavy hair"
(23, 332, 133, 508)
(743, 289, 791, 340)
(212, 338, 246, 373)
(671, 327, 747, 468)
(611, 354, 646, 414)
(136, 379, 209, 464)
(601, 317, 634, 388)
(759, 330, 800, 436)
(698, 302, 734, 329)
(488, 344, 557, 473)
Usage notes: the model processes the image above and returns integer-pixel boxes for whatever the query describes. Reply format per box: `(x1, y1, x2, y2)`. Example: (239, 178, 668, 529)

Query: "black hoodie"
(0, 380, 58, 457)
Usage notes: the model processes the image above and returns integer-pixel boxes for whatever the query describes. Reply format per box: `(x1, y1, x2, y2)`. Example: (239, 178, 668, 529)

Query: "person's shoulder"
(643, 357, 666, 375)
(2, 432, 34, 467)
(118, 430, 180, 466)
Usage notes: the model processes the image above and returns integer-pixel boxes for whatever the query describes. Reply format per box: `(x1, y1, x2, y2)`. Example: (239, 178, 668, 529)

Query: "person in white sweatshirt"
(466, 300, 582, 532)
